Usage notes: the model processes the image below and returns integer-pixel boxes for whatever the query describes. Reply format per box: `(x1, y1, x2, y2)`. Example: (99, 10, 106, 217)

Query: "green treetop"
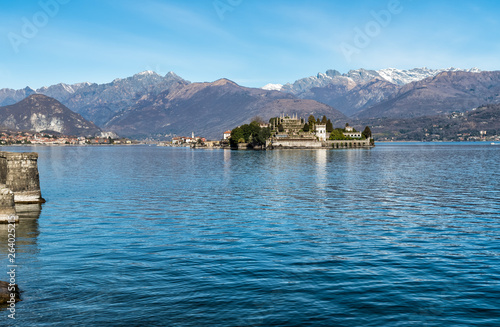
(230, 120, 271, 147)
(326, 119, 333, 132)
(362, 126, 372, 139)
(329, 128, 354, 140)
(308, 115, 316, 128)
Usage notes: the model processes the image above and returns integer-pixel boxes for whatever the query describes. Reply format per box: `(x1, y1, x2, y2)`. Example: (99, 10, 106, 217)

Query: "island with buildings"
(227, 114, 374, 150)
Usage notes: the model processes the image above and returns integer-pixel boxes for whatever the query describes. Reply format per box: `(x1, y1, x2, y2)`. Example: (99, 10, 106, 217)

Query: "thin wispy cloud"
(123, 0, 237, 44)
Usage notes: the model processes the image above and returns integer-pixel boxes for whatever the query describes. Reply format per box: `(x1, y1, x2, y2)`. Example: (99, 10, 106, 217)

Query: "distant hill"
(104, 79, 347, 139)
(0, 94, 101, 136)
(357, 103, 500, 141)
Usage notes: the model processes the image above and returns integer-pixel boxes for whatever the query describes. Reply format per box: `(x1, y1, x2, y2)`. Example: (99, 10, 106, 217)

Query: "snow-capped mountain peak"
(279, 67, 484, 96)
(376, 67, 482, 85)
(262, 83, 283, 91)
(136, 70, 157, 76)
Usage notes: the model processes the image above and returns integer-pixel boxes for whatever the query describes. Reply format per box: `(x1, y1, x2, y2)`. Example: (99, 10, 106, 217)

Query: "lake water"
(1, 143, 499, 326)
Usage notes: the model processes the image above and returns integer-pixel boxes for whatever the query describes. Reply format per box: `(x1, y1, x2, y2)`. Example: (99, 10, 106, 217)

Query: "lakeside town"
(0, 130, 135, 146)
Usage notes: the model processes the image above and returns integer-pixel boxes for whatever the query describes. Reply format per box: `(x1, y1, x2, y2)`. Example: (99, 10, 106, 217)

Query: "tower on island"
(315, 124, 327, 141)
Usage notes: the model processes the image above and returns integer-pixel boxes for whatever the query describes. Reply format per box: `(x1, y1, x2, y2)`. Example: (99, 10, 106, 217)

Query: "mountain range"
(1, 67, 499, 140)
(264, 67, 482, 92)
(265, 67, 492, 117)
(0, 71, 188, 126)
(355, 70, 500, 118)
(104, 78, 346, 139)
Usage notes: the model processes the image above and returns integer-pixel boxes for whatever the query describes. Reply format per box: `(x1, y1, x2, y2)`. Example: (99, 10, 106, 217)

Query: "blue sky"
(1, 0, 499, 89)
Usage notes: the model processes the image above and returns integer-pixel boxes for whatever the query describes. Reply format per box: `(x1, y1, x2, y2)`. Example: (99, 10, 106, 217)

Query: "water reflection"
(315, 149, 327, 188)
(222, 149, 231, 186)
(0, 204, 41, 256)
(223, 149, 231, 163)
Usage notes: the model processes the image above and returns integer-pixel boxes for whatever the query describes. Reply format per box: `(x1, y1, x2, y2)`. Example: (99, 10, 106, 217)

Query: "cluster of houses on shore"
(171, 133, 207, 145)
(0, 131, 132, 145)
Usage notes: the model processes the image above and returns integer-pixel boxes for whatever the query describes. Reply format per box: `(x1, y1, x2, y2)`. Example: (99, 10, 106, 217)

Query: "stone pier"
(0, 152, 45, 204)
(0, 151, 44, 223)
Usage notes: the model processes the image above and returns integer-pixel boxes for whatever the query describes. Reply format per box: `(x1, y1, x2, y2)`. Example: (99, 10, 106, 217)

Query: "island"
(228, 114, 374, 150)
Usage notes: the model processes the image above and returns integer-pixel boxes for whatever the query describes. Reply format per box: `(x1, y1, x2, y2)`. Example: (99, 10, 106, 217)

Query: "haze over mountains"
(1, 67, 499, 139)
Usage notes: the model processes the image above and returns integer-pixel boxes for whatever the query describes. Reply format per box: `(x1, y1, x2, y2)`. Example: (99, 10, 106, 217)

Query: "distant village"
(0, 130, 134, 146)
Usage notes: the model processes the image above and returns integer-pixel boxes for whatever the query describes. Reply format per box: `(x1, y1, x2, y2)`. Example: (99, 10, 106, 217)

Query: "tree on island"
(308, 115, 316, 129)
(362, 126, 372, 139)
(230, 120, 271, 147)
(230, 127, 245, 144)
(329, 128, 353, 140)
(326, 119, 333, 132)
(303, 123, 310, 132)
(321, 115, 328, 124)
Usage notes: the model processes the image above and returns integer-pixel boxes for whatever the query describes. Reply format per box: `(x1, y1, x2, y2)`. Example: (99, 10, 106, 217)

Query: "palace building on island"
(227, 114, 374, 150)
(266, 114, 373, 149)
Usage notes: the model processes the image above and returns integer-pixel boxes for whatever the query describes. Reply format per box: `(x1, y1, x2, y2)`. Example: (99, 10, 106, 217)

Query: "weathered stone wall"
(0, 156, 7, 185)
(0, 152, 44, 204)
(0, 187, 18, 223)
(0, 187, 15, 208)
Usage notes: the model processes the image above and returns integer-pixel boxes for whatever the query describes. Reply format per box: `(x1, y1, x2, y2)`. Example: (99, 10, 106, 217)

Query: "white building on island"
(315, 124, 327, 141)
(343, 124, 362, 138)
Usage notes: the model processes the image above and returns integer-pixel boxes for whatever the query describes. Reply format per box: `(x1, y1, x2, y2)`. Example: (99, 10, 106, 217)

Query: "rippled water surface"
(1, 143, 499, 326)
